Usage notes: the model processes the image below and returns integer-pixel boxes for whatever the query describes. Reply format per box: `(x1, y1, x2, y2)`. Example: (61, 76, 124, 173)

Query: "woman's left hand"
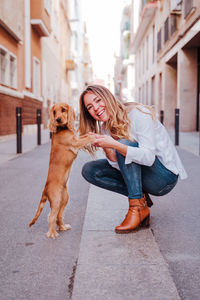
(89, 133, 117, 149)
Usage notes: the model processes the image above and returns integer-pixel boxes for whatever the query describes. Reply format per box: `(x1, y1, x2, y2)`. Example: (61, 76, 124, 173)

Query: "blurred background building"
(117, 0, 200, 136)
(0, 0, 93, 136)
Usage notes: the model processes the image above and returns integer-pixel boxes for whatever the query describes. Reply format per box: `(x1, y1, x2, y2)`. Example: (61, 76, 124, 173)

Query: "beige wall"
(0, 0, 24, 41)
(178, 48, 197, 131)
(163, 63, 177, 128)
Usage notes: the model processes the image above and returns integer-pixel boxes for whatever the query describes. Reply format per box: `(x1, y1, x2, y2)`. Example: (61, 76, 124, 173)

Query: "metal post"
(37, 109, 41, 145)
(160, 110, 164, 124)
(175, 108, 179, 146)
(16, 107, 22, 153)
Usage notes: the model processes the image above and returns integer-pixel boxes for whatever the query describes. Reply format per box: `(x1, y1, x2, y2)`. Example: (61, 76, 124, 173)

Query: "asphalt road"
(0, 143, 91, 300)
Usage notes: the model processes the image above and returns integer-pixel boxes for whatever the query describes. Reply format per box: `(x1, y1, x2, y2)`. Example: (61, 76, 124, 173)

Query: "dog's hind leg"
(29, 189, 48, 227)
(57, 186, 71, 231)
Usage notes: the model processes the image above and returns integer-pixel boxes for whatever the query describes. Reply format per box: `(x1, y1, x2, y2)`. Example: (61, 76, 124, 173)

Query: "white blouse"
(106, 106, 188, 180)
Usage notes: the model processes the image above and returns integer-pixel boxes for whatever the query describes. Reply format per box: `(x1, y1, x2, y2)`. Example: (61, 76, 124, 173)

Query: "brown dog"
(29, 103, 94, 238)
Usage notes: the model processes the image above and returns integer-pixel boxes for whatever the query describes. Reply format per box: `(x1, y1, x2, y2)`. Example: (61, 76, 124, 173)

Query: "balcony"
(30, 0, 51, 37)
(170, 0, 182, 14)
(66, 59, 76, 71)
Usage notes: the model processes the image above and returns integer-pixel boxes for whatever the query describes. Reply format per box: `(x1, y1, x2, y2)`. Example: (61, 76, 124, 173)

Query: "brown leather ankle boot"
(115, 197, 150, 234)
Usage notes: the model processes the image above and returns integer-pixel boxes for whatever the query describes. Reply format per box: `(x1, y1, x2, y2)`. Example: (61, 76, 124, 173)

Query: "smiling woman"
(78, 84, 187, 234)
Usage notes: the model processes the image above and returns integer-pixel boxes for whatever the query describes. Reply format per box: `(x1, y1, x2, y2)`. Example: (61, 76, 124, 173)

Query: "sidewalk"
(71, 186, 180, 300)
(0, 129, 50, 165)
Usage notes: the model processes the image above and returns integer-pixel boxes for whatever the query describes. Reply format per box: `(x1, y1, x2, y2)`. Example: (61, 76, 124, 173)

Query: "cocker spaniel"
(29, 103, 94, 238)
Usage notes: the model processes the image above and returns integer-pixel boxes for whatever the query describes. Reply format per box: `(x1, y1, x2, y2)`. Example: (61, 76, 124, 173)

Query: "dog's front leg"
(73, 135, 94, 149)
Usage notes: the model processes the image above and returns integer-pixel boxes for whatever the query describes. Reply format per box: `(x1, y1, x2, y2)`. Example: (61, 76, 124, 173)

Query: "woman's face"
(83, 92, 109, 122)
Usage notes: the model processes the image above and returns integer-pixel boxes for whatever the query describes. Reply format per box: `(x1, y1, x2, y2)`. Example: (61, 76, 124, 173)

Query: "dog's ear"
(67, 105, 76, 132)
(49, 105, 57, 133)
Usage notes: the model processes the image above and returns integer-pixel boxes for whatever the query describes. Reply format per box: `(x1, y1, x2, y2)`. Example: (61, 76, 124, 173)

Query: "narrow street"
(0, 143, 91, 300)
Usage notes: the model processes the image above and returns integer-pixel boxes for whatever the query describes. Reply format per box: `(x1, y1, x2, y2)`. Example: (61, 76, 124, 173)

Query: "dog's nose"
(56, 118, 62, 123)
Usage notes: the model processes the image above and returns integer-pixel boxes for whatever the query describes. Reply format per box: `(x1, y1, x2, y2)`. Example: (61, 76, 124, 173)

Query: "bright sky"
(82, 0, 131, 84)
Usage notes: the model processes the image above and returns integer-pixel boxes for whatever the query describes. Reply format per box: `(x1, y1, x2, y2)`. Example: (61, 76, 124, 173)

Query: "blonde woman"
(79, 85, 187, 233)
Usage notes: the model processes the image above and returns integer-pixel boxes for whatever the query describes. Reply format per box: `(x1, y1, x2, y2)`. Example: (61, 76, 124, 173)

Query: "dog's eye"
(62, 108, 66, 112)
(53, 110, 56, 116)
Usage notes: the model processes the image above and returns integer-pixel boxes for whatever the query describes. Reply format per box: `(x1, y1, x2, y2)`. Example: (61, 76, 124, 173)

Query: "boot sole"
(115, 215, 150, 234)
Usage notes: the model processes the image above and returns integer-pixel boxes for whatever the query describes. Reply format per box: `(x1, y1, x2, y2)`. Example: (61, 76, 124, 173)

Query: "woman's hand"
(89, 133, 117, 148)
(88, 132, 128, 157)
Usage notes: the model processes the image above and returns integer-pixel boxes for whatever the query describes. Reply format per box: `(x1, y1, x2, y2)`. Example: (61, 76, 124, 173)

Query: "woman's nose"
(93, 102, 99, 111)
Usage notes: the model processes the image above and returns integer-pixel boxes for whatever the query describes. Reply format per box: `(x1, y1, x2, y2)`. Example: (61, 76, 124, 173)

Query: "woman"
(79, 84, 187, 234)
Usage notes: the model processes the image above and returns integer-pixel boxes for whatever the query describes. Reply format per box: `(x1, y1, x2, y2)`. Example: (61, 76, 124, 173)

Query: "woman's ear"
(49, 105, 57, 133)
(67, 106, 76, 132)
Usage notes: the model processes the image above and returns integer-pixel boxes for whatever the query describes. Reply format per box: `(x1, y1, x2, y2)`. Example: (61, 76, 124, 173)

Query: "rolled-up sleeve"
(125, 109, 156, 166)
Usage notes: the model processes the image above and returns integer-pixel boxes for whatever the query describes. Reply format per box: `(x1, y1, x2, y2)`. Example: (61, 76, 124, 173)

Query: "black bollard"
(37, 109, 41, 145)
(175, 108, 179, 146)
(16, 107, 22, 153)
(160, 110, 164, 124)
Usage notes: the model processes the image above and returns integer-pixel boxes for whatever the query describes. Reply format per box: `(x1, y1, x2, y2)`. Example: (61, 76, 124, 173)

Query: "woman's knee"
(81, 161, 94, 182)
(82, 159, 108, 183)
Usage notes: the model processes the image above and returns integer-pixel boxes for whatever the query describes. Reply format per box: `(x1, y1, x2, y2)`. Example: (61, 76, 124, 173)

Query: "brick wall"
(0, 93, 42, 136)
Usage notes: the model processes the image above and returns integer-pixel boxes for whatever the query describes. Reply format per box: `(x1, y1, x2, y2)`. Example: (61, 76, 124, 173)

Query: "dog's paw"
(46, 230, 59, 239)
(58, 224, 71, 231)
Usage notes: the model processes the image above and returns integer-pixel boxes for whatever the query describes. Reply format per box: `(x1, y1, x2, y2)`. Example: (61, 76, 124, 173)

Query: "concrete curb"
(71, 185, 180, 300)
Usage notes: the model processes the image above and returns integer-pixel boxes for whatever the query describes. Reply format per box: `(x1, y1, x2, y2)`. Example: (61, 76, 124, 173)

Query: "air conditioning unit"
(170, 0, 182, 14)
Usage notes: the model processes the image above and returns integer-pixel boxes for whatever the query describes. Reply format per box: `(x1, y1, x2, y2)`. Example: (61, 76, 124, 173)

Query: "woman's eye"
(87, 106, 92, 111)
(96, 99, 101, 102)
(62, 108, 66, 112)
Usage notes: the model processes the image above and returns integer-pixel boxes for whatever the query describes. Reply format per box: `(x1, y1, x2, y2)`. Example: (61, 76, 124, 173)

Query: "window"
(0, 47, 17, 88)
(164, 17, 169, 43)
(152, 25, 155, 63)
(33, 57, 40, 98)
(170, 14, 177, 36)
(10, 55, 17, 88)
(157, 29, 162, 52)
(0, 48, 7, 84)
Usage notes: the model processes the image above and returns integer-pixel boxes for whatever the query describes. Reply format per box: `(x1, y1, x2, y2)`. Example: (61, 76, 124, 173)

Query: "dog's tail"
(29, 190, 48, 227)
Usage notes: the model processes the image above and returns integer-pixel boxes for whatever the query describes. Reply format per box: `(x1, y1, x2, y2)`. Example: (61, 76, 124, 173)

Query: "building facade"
(130, 0, 200, 132)
(0, 0, 92, 136)
(0, 0, 51, 136)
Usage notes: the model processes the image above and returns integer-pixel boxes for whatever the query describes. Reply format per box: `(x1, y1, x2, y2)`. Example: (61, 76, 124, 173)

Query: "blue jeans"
(82, 140, 178, 199)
